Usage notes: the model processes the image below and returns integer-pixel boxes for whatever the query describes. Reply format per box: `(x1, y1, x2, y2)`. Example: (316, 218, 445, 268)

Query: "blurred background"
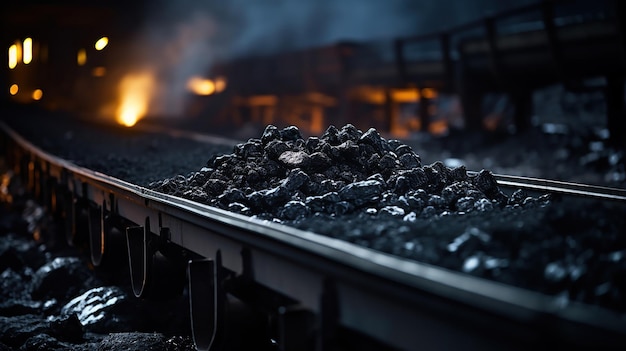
(1, 0, 624, 185)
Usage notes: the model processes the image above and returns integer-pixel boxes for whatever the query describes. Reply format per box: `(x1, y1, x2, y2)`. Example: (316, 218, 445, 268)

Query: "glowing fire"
(116, 72, 154, 127)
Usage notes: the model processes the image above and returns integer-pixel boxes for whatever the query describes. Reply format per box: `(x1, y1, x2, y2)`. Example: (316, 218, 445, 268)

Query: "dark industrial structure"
(3, 0, 625, 146)
(208, 0, 625, 145)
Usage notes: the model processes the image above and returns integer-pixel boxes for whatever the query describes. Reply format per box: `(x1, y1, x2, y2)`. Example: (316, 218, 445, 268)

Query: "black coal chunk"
(280, 126, 303, 142)
(338, 124, 362, 142)
(280, 200, 310, 220)
(399, 153, 421, 169)
(30, 257, 100, 301)
(338, 179, 384, 207)
(204, 179, 228, 196)
(261, 124, 281, 145)
(359, 128, 386, 154)
(282, 169, 310, 191)
(321, 125, 341, 145)
(264, 140, 291, 160)
(473, 169, 500, 198)
(307, 152, 332, 172)
(235, 139, 263, 159)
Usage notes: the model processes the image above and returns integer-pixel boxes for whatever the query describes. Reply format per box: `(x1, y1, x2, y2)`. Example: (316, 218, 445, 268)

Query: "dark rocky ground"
(0, 166, 197, 350)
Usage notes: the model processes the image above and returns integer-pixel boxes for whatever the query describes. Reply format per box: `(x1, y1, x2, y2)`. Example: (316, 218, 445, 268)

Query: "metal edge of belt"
(1, 121, 625, 343)
(468, 170, 626, 201)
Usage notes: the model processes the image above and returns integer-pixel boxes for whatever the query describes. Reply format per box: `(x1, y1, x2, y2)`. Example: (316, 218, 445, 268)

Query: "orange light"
(77, 48, 87, 66)
(9, 84, 18, 95)
(187, 76, 215, 96)
(350, 86, 386, 104)
(32, 89, 43, 101)
(215, 76, 227, 93)
(116, 72, 154, 127)
(392, 88, 420, 102)
(421, 88, 438, 99)
(33, 229, 41, 241)
(92, 66, 106, 77)
(428, 119, 448, 135)
(8, 44, 18, 69)
(95, 37, 108, 51)
(23, 38, 32, 64)
(247, 95, 278, 106)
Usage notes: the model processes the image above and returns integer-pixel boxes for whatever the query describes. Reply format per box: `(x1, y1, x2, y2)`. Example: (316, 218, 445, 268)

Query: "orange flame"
(116, 72, 154, 127)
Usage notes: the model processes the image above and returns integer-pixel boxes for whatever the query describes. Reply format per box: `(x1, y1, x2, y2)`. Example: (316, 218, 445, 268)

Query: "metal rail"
(1, 121, 626, 350)
(469, 171, 626, 202)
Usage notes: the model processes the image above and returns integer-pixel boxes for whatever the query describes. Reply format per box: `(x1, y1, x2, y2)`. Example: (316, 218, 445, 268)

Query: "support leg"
(188, 256, 226, 351)
(513, 90, 533, 133)
(606, 75, 626, 149)
(461, 87, 484, 131)
(88, 200, 105, 267)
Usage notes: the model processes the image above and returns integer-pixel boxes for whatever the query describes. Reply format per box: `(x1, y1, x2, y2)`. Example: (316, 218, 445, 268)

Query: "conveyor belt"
(1, 121, 625, 350)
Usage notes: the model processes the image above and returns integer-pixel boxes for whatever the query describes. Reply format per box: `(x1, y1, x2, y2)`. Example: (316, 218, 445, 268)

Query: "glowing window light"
(186, 76, 215, 96)
(23, 38, 32, 64)
(215, 77, 227, 93)
(9, 84, 18, 95)
(92, 66, 106, 77)
(77, 48, 87, 66)
(392, 88, 420, 102)
(421, 88, 438, 100)
(8, 44, 18, 69)
(94, 37, 108, 51)
(32, 89, 43, 101)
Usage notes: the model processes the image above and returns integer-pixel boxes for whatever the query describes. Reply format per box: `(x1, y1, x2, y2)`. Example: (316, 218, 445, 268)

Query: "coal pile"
(149, 124, 626, 313)
(149, 124, 536, 220)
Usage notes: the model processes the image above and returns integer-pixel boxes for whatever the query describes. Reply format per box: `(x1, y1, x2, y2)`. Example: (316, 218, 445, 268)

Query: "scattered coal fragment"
(30, 257, 101, 302)
(49, 313, 84, 342)
(19, 333, 79, 351)
(60, 286, 135, 333)
(0, 314, 51, 348)
(97, 332, 168, 351)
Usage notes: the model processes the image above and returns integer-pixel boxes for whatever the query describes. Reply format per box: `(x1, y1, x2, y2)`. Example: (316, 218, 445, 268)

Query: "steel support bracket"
(126, 217, 185, 299)
(126, 218, 153, 298)
(188, 254, 227, 351)
(88, 199, 111, 267)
